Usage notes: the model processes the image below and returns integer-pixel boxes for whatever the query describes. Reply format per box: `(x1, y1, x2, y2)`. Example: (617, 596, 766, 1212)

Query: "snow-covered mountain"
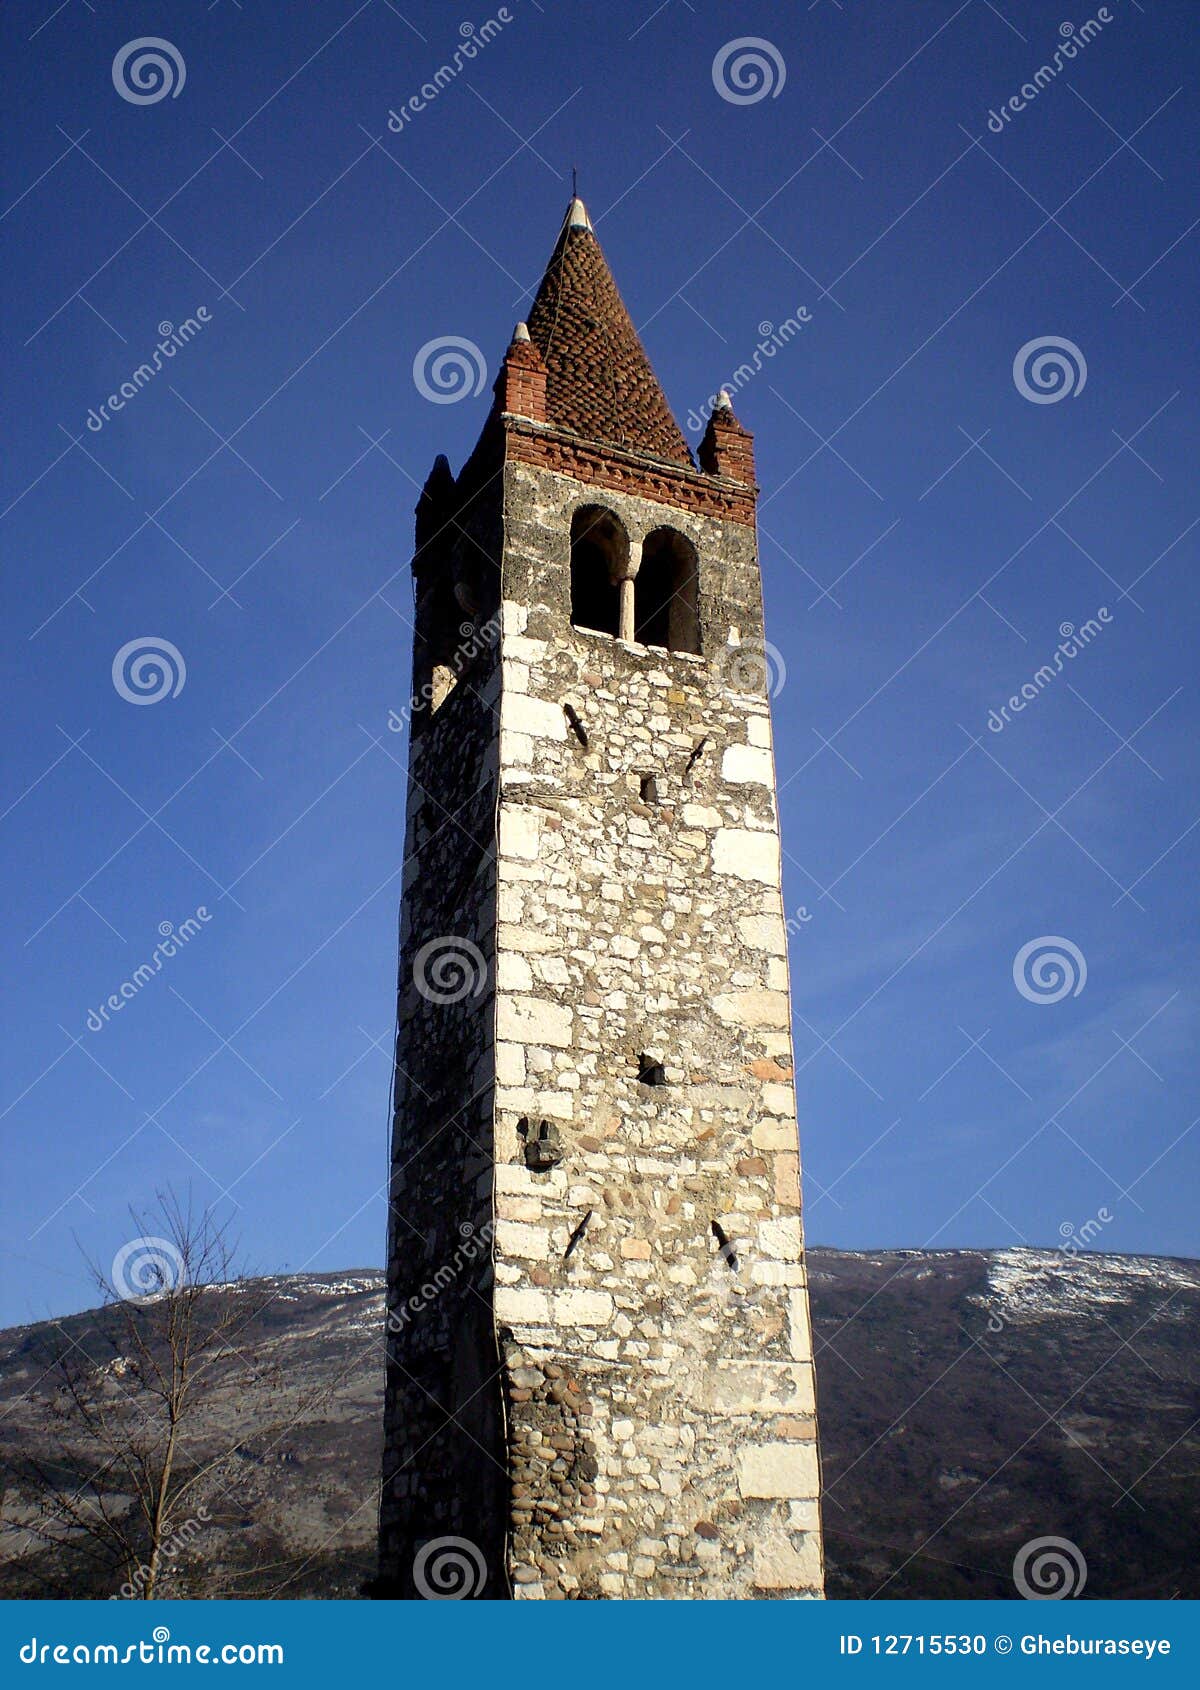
(2, 1249, 1197, 1599)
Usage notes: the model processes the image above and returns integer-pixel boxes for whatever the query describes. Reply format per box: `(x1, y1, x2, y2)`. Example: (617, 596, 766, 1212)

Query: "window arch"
(570, 505, 627, 638)
(634, 527, 701, 655)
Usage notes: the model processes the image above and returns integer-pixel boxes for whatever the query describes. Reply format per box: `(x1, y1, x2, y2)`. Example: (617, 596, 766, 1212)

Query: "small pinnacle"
(714, 388, 733, 410)
(513, 321, 530, 342)
(565, 195, 592, 231)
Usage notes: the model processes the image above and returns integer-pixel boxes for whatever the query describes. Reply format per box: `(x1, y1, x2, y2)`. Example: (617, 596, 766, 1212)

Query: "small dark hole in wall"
(712, 1220, 739, 1274)
(564, 704, 589, 748)
(638, 1054, 667, 1087)
(639, 774, 658, 804)
(518, 1116, 564, 1171)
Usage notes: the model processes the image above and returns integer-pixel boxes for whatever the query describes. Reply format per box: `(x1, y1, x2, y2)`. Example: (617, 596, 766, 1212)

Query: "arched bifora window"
(635, 527, 701, 655)
(570, 505, 627, 638)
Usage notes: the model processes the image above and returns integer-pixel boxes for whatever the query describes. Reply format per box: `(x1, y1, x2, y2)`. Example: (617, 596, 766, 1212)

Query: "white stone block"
(789, 1289, 814, 1359)
(498, 924, 558, 953)
(495, 1219, 549, 1260)
(712, 828, 779, 884)
(499, 807, 539, 861)
(504, 691, 566, 740)
(694, 1361, 815, 1415)
(738, 914, 787, 954)
(497, 952, 534, 993)
(738, 1441, 820, 1499)
(753, 1528, 823, 1589)
(712, 989, 790, 1029)
(747, 714, 773, 749)
(496, 995, 573, 1049)
(553, 1289, 614, 1326)
(759, 1217, 804, 1260)
(505, 634, 548, 664)
(722, 743, 775, 786)
(493, 1287, 550, 1325)
(495, 1041, 525, 1087)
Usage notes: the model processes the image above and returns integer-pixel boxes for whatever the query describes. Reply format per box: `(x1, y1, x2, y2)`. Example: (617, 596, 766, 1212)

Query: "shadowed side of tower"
(376, 198, 823, 1600)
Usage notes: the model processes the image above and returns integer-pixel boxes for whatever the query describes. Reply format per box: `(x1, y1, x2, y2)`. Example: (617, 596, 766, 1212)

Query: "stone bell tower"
(376, 198, 823, 1600)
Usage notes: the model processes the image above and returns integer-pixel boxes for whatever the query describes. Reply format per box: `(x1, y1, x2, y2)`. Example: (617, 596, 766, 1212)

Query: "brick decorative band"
(503, 419, 758, 527)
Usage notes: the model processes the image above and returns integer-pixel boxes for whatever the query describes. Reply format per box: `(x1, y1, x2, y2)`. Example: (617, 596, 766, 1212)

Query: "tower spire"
(525, 197, 688, 463)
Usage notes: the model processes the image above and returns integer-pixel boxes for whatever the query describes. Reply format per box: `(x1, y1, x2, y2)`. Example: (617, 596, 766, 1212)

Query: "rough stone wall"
(376, 487, 506, 1597)
(489, 460, 824, 1598)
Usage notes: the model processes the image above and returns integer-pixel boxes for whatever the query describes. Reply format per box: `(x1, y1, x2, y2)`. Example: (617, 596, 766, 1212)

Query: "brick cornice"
(501, 417, 758, 527)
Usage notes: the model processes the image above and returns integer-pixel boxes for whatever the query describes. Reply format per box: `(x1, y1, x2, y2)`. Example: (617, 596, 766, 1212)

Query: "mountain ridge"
(2, 1247, 1197, 1599)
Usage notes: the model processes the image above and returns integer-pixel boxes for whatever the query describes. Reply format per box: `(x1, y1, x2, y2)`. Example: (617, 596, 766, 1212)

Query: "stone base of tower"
(499, 1340, 823, 1600)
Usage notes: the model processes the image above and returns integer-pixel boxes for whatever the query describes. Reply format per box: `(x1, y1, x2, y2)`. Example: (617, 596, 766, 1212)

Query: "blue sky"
(1, 0, 1197, 1326)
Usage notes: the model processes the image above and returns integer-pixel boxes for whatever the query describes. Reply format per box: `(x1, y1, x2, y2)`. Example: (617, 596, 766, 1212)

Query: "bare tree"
(5, 1191, 279, 1598)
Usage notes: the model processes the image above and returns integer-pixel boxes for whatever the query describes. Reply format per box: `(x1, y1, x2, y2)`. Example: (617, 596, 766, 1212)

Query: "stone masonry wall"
(489, 460, 824, 1598)
(377, 499, 505, 1596)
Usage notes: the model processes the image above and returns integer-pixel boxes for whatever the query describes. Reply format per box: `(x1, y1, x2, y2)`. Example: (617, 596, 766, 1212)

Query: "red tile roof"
(525, 201, 693, 468)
